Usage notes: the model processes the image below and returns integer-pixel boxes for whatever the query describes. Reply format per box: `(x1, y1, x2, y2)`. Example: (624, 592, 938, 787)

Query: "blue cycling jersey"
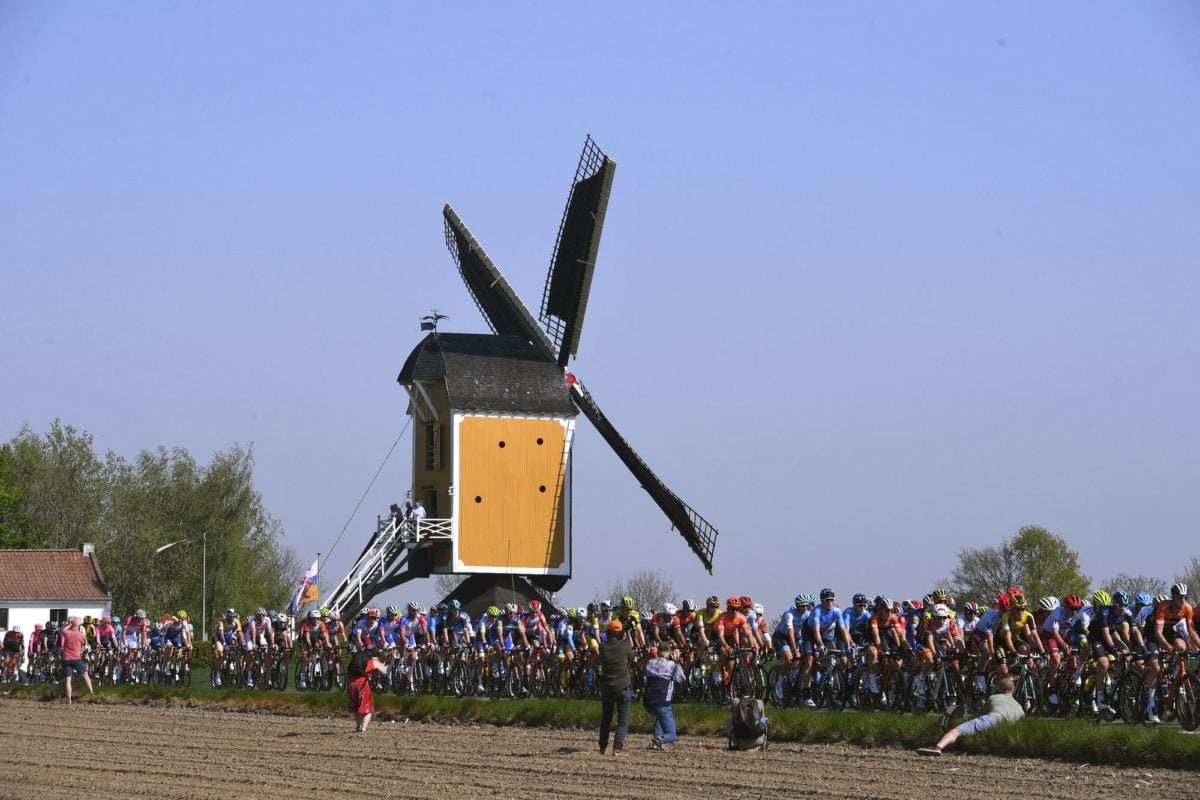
(809, 605, 843, 642)
(774, 606, 802, 637)
(841, 607, 873, 645)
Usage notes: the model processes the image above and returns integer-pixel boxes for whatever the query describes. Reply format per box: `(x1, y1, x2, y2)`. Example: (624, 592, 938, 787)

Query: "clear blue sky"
(3, 4, 1198, 615)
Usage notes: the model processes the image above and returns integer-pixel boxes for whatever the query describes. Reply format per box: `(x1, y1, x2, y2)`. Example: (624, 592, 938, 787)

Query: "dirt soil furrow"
(3, 698, 1198, 800)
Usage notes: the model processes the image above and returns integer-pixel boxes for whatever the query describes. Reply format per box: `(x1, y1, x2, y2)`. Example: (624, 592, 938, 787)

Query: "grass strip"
(9, 683, 1199, 770)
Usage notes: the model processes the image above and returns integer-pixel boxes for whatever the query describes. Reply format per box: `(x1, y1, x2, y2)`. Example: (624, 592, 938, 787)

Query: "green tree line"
(0, 420, 299, 627)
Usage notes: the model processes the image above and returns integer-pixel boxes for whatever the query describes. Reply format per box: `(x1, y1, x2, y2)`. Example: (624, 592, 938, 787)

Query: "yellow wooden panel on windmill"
(458, 416, 567, 571)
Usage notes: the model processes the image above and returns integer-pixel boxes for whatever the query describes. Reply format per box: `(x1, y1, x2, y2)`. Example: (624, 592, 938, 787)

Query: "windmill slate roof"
(397, 332, 577, 415)
(0, 548, 111, 601)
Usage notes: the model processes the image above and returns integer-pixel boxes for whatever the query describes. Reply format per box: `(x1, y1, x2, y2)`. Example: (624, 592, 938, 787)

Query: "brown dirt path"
(2, 698, 1197, 799)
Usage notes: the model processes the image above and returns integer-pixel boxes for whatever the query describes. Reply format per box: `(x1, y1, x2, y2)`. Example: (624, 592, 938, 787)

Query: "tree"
(0, 444, 41, 548)
(6, 420, 107, 548)
(947, 525, 1090, 604)
(1102, 573, 1168, 598)
(605, 569, 675, 614)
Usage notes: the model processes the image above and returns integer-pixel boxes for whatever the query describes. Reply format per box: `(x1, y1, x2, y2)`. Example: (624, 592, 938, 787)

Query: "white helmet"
(1039, 596, 1059, 611)
(504, 603, 518, 614)
(662, 602, 677, 616)
(933, 603, 950, 618)
(753, 603, 764, 616)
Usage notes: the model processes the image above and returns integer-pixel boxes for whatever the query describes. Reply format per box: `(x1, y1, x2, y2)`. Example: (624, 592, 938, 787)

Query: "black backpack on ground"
(729, 696, 767, 747)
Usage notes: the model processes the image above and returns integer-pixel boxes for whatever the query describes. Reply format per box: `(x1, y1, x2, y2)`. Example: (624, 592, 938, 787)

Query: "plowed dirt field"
(2, 697, 1196, 799)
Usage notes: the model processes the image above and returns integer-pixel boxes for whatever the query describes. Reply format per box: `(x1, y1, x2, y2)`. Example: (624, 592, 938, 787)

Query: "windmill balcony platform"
(399, 518, 453, 548)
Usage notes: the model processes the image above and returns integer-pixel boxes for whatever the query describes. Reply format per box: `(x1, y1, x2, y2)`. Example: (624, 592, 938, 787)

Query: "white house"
(0, 543, 112, 634)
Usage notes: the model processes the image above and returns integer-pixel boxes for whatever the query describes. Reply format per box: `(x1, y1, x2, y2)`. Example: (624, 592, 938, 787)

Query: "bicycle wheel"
(1015, 672, 1039, 715)
(1116, 670, 1144, 724)
(825, 669, 847, 712)
(881, 668, 903, 712)
(939, 667, 962, 713)
(1175, 674, 1200, 732)
(504, 661, 525, 698)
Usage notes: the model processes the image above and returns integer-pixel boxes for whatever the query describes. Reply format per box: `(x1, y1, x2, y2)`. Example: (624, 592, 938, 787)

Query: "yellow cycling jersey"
(700, 608, 722, 633)
(1000, 609, 1035, 635)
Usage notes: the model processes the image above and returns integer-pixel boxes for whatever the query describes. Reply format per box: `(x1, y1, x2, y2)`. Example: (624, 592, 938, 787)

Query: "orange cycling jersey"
(1154, 600, 1193, 626)
(670, 610, 697, 632)
(714, 611, 749, 645)
(870, 610, 902, 636)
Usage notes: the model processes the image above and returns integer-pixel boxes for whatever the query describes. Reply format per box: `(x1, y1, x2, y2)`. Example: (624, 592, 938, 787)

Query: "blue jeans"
(599, 687, 632, 751)
(645, 703, 678, 743)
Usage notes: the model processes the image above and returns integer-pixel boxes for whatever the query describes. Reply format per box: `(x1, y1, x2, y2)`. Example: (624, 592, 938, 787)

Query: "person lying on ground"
(916, 676, 1023, 756)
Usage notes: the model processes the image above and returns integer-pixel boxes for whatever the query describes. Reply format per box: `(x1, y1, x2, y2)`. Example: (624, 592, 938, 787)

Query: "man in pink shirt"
(59, 617, 94, 704)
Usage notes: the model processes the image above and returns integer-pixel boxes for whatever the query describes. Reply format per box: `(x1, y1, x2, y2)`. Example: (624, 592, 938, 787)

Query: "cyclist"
(321, 608, 346, 649)
(1085, 589, 1128, 713)
(162, 614, 187, 674)
(713, 595, 757, 693)
(842, 593, 873, 651)
(866, 595, 904, 697)
(1143, 582, 1195, 723)
(270, 610, 291, 651)
(1038, 596, 1069, 699)
(614, 597, 644, 648)
(397, 602, 429, 689)
(771, 595, 807, 674)
(211, 609, 241, 687)
(2, 625, 23, 681)
(804, 588, 850, 708)
(351, 608, 381, 653)
(700, 596, 722, 646)
(122, 609, 149, 680)
(524, 599, 552, 652)
(997, 591, 1043, 677)
(740, 597, 764, 651)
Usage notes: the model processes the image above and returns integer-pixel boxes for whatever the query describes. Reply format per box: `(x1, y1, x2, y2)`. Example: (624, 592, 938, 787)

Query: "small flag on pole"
(287, 558, 319, 615)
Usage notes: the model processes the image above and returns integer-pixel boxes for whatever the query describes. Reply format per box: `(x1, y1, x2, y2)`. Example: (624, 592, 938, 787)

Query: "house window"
(424, 487, 438, 518)
(0, 608, 8, 629)
(49, 609, 68, 626)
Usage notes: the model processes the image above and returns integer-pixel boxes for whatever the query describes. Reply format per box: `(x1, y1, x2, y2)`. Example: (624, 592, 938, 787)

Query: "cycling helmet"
(1010, 592, 1027, 608)
(1134, 592, 1152, 606)
(487, 605, 500, 617)
(909, 599, 924, 610)
(1062, 594, 1084, 610)
(1154, 593, 1170, 604)
(34, 623, 43, 631)
(154, 621, 164, 631)
(587, 602, 599, 615)
(963, 601, 979, 613)
(599, 600, 612, 611)
(504, 603, 518, 615)
(224, 608, 236, 618)
(101, 615, 112, 623)
(529, 599, 542, 612)
(450, 599, 462, 611)
(366, 608, 380, 619)
(83, 615, 92, 624)
(726, 596, 740, 609)
(901, 599, 915, 612)
(1038, 597, 1058, 611)
(1172, 582, 1188, 597)
(268, 609, 278, 618)
(136, 609, 147, 619)
(386, 604, 400, 616)
(10, 625, 18, 632)
(873, 594, 890, 608)
(1091, 590, 1112, 607)
(566, 607, 578, 619)
(621, 596, 635, 610)
(819, 588, 835, 600)
(932, 588, 950, 602)
(753, 603, 764, 616)
(794, 594, 807, 608)
(577, 607, 589, 618)
(705, 595, 720, 608)
(308, 610, 321, 620)
(663, 602, 677, 616)
(438, 602, 449, 613)
(933, 604, 950, 619)
(799, 593, 816, 606)
(411, 602, 426, 614)
(255, 607, 266, 616)
(318, 607, 331, 617)
(170, 616, 180, 623)
(178, 610, 188, 619)
(681, 598, 695, 611)
(852, 593, 868, 605)
(922, 594, 934, 606)
(1112, 590, 1130, 606)
(739, 596, 753, 609)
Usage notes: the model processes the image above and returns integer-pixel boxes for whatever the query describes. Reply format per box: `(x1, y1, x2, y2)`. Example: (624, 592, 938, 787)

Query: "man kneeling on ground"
(917, 676, 1023, 756)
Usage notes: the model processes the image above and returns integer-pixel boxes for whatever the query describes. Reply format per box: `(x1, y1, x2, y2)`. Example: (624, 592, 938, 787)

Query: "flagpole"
(316, 552, 321, 606)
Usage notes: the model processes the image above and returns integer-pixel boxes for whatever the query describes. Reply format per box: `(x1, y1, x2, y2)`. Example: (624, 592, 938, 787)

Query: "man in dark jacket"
(598, 619, 634, 755)
(643, 643, 687, 749)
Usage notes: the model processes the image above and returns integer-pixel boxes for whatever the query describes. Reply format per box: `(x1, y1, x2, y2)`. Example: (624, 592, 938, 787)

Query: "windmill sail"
(443, 204, 556, 359)
(568, 376, 718, 573)
(541, 136, 616, 367)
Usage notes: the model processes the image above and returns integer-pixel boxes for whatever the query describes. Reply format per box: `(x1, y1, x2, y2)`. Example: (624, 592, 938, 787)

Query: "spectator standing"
(917, 676, 1024, 755)
(643, 643, 687, 749)
(59, 617, 94, 704)
(411, 500, 426, 521)
(347, 650, 386, 732)
(598, 619, 634, 755)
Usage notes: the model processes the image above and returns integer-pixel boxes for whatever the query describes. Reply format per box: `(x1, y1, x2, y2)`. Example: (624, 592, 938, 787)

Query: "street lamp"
(155, 531, 208, 641)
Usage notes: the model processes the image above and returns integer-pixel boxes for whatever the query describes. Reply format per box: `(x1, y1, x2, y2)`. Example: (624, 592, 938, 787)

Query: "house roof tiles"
(0, 548, 111, 601)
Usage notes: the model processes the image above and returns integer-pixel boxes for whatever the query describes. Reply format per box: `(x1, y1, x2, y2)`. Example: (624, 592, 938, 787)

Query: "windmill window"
(498, 440, 506, 448)
(538, 485, 546, 493)
(474, 496, 482, 504)
(425, 424, 442, 471)
(536, 438, 544, 445)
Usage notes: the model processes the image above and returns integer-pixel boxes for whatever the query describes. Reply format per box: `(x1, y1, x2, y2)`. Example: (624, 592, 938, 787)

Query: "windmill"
(325, 137, 718, 619)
